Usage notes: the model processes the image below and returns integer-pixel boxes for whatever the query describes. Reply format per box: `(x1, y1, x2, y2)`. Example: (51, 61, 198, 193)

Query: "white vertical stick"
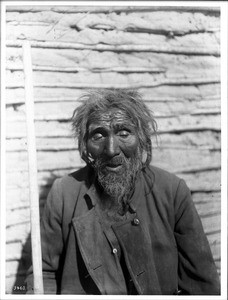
(22, 41, 44, 294)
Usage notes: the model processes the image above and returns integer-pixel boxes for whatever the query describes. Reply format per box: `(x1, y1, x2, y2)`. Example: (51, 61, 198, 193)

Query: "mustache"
(95, 155, 128, 168)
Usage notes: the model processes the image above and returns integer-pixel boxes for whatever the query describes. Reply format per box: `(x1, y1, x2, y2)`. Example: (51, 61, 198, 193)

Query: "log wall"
(5, 5, 221, 294)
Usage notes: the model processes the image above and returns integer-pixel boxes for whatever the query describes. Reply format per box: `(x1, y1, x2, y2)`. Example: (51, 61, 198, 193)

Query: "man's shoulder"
(53, 165, 92, 192)
(144, 166, 189, 206)
(69, 165, 91, 182)
(148, 165, 181, 184)
(144, 165, 183, 195)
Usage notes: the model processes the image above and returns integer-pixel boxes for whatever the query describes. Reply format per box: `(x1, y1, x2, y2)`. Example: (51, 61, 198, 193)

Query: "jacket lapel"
(72, 207, 105, 294)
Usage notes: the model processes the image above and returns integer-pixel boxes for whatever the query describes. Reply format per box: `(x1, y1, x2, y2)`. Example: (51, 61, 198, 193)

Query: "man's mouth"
(105, 163, 123, 172)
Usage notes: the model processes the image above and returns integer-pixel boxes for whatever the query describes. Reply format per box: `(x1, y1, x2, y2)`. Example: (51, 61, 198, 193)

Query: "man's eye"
(92, 133, 103, 141)
(118, 130, 130, 138)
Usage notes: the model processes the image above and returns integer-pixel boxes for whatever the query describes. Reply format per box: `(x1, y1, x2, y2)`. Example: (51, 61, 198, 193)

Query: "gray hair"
(71, 89, 158, 167)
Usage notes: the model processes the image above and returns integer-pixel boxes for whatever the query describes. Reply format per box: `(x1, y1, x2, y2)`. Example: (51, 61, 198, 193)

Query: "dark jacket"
(26, 165, 220, 295)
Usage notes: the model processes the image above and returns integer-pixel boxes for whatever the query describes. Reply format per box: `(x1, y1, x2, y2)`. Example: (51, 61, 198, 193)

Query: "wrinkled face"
(86, 108, 142, 203)
(87, 108, 140, 169)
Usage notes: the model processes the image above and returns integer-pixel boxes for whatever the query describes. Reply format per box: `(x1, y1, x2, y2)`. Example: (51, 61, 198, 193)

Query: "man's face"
(86, 108, 142, 203)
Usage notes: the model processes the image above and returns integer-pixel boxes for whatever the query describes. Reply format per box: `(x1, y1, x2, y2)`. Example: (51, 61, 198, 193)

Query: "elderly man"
(26, 89, 220, 295)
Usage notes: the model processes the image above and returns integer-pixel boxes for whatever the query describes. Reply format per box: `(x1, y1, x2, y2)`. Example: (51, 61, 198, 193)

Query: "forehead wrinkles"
(88, 109, 135, 127)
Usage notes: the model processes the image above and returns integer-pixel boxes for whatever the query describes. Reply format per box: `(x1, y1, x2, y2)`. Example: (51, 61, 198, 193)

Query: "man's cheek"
(120, 137, 140, 157)
(87, 141, 104, 159)
(121, 145, 141, 159)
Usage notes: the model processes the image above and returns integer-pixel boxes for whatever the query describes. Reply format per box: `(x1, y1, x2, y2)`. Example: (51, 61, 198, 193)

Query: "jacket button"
(113, 248, 118, 254)
(133, 218, 140, 225)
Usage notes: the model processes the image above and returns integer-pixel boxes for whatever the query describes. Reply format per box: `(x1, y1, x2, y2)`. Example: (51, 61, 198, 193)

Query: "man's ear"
(142, 149, 147, 164)
(82, 149, 94, 165)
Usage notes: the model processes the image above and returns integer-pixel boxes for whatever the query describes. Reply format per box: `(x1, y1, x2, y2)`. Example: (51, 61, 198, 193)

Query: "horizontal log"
(6, 97, 221, 109)
(6, 186, 48, 210)
(6, 101, 79, 121)
(157, 114, 221, 133)
(6, 187, 30, 210)
(10, 69, 217, 87)
(6, 99, 221, 122)
(6, 17, 220, 56)
(6, 207, 30, 228)
(5, 10, 220, 37)
(6, 203, 46, 229)
(139, 84, 221, 101)
(152, 148, 220, 173)
(6, 222, 30, 244)
(196, 207, 220, 219)
(68, 11, 219, 33)
(6, 83, 221, 105)
(5, 88, 92, 105)
(6, 12, 219, 37)
(6, 76, 220, 90)
(6, 65, 166, 74)
(6, 188, 30, 210)
(6, 242, 23, 261)
(6, 137, 77, 152)
(193, 194, 221, 217)
(6, 149, 82, 172)
(5, 92, 221, 107)
(6, 6, 221, 14)
(6, 169, 68, 190)
(6, 261, 20, 277)
(42, 7, 221, 15)
(177, 169, 221, 192)
(6, 260, 31, 278)
(201, 214, 220, 235)
(192, 191, 221, 204)
(6, 69, 127, 87)
(6, 120, 72, 138)
(6, 47, 219, 77)
(6, 40, 220, 56)
(157, 131, 221, 150)
(6, 60, 220, 87)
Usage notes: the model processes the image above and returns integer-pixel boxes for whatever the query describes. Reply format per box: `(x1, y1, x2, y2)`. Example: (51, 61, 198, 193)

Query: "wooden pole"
(22, 41, 44, 294)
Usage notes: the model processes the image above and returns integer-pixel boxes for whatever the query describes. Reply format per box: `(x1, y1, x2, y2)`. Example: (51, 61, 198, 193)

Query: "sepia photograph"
(1, 1, 227, 299)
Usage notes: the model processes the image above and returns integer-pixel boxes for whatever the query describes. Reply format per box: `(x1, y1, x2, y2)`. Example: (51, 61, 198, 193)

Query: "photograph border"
(1, 1, 227, 300)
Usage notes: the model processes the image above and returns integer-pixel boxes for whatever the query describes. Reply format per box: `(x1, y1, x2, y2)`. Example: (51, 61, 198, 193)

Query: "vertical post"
(22, 41, 44, 294)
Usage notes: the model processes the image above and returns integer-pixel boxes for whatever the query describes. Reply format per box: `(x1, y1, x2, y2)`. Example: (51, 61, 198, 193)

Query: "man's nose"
(105, 136, 120, 157)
